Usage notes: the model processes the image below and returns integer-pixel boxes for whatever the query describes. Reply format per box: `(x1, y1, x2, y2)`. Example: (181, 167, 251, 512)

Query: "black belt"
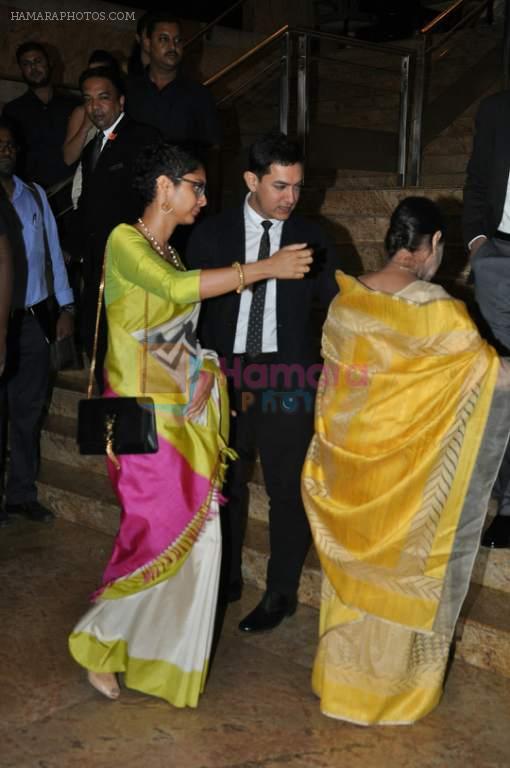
(495, 230, 510, 241)
(236, 351, 280, 364)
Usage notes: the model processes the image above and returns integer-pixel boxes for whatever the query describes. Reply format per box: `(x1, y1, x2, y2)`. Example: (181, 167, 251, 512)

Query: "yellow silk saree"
(302, 273, 510, 725)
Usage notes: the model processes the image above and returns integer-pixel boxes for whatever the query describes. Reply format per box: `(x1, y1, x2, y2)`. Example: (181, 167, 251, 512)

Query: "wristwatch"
(59, 303, 76, 316)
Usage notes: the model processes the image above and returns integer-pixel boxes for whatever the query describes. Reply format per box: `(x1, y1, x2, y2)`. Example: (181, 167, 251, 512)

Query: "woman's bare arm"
(63, 105, 92, 166)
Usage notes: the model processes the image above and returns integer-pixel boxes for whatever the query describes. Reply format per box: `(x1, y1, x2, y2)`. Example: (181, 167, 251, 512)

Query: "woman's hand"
(186, 370, 214, 419)
(267, 243, 313, 280)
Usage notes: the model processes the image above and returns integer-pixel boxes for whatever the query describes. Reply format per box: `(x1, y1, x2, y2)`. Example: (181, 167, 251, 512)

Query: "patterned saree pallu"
(302, 273, 510, 725)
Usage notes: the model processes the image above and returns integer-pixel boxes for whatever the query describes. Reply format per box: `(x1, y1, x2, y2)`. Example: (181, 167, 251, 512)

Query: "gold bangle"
(232, 261, 245, 294)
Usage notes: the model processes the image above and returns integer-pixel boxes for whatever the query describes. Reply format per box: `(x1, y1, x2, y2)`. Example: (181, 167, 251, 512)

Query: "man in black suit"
(187, 132, 339, 632)
(463, 89, 510, 548)
(77, 66, 158, 390)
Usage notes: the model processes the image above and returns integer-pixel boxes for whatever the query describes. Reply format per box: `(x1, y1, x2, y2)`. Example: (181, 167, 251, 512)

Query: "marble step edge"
(41, 414, 107, 476)
(37, 457, 510, 603)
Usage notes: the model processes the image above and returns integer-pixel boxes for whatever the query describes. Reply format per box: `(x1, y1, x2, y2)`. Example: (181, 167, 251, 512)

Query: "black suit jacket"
(78, 114, 158, 269)
(186, 205, 340, 367)
(463, 90, 510, 247)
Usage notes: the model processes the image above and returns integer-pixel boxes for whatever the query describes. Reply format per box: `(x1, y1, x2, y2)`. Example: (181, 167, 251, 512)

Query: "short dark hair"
(385, 197, 444, 258)
(133, 141, 203, 206)
(78, 66, 125, 97)
(16, 41, 49, 65)
(247, 132, 303, 178)
(88, 49, 118, 70)
(146, 13, 181, 38)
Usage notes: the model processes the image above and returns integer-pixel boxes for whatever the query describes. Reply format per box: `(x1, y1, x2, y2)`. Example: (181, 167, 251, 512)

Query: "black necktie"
(89, 130, 104, 172)
(245, 220, 273, 357)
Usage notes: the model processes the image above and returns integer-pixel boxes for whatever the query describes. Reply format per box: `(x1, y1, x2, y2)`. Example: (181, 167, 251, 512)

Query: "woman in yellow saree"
(302, 197, 510, 725)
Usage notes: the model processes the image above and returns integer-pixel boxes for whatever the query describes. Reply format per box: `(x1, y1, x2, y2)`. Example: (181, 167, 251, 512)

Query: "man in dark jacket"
(76, 66, 158, 390)
(463, 89, 510, 548)
(188, 132, 339, 632)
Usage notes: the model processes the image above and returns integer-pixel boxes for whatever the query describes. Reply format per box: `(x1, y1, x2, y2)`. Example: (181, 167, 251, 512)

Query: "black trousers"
(225, 354, 315, 597)
(0, 313, 50, 504)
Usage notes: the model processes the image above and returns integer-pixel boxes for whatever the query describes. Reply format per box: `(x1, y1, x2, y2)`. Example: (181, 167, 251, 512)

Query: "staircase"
(34, 11, 510, 682)
(39, 363, 510, 681)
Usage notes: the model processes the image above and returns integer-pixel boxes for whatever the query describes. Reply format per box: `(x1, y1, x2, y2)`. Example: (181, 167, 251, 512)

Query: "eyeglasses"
(20, 57, 46, 69)
(0, 141, 17, 153)
(174, 176, 207, 199)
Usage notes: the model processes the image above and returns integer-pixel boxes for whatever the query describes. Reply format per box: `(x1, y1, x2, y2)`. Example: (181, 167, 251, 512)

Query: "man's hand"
(186, 370, 214, 420)
(56, 311, 74, 340)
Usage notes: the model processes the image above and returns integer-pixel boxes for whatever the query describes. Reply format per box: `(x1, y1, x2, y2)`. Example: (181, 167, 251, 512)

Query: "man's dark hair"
(78, 66, 125, 97)
(385, 197, 444, 258)
(16, 41, 49, 65)
(88, 49, 118, 70)
(146, 13, 181, 38)
(133, 141, 203, 206)
(248, 132, 304, 178)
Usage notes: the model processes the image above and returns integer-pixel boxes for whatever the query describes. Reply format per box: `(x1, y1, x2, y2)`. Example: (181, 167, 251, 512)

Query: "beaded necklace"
(137, 217, 185, 271)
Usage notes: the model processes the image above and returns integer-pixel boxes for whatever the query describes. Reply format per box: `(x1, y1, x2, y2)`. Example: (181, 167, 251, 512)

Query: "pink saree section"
(102, 432, 211, 588)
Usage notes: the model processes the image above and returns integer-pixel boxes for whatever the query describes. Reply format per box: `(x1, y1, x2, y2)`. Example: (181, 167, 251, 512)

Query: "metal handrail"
(408, 0, 495, 185)
(426, 1, 494, 54)
(204, 25, 289, 87)
(420, 0, 466, 34)
(187, 0, 498, 188)
(204, 24, 414, 185)
(183, 0, 250, 49)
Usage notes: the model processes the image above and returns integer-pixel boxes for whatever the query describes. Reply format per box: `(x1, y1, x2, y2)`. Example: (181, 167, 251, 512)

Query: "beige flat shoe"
(87, 671, 120, 700)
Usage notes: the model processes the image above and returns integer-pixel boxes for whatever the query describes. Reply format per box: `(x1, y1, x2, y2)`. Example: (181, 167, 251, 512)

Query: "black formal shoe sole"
(238, 603, 297, 633)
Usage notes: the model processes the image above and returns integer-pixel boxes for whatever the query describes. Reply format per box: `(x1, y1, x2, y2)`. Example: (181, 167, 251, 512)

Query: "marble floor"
(1, 519, 509, 768)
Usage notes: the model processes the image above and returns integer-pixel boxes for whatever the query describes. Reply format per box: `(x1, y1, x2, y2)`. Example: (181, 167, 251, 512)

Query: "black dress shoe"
(239, 591, 297, 633)
(482, 515, 510, 548)
(227, 579, 243, 603)
(5, 501, 55, 524)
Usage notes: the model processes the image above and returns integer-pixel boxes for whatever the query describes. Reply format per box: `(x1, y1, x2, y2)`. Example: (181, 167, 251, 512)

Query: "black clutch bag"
(76, 253, 158, 466)
(77, 396, 158, 457)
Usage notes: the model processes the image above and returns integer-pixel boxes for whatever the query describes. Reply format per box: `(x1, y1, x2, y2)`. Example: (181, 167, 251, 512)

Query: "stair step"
(456, 584, 510, 679)
(242, 518, 510, 679)
(34, 447, 510, 678)
(37, 459, 119, 536)
(315, 186, 463, 217)
(41, 414, 107, 476)
(50, 384, 82, 419)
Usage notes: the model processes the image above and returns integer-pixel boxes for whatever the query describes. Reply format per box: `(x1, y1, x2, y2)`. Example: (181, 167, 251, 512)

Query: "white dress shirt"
(497, 172, 510, 234)
(233, 195, 283, 354)
(98, 112, 125, 151)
